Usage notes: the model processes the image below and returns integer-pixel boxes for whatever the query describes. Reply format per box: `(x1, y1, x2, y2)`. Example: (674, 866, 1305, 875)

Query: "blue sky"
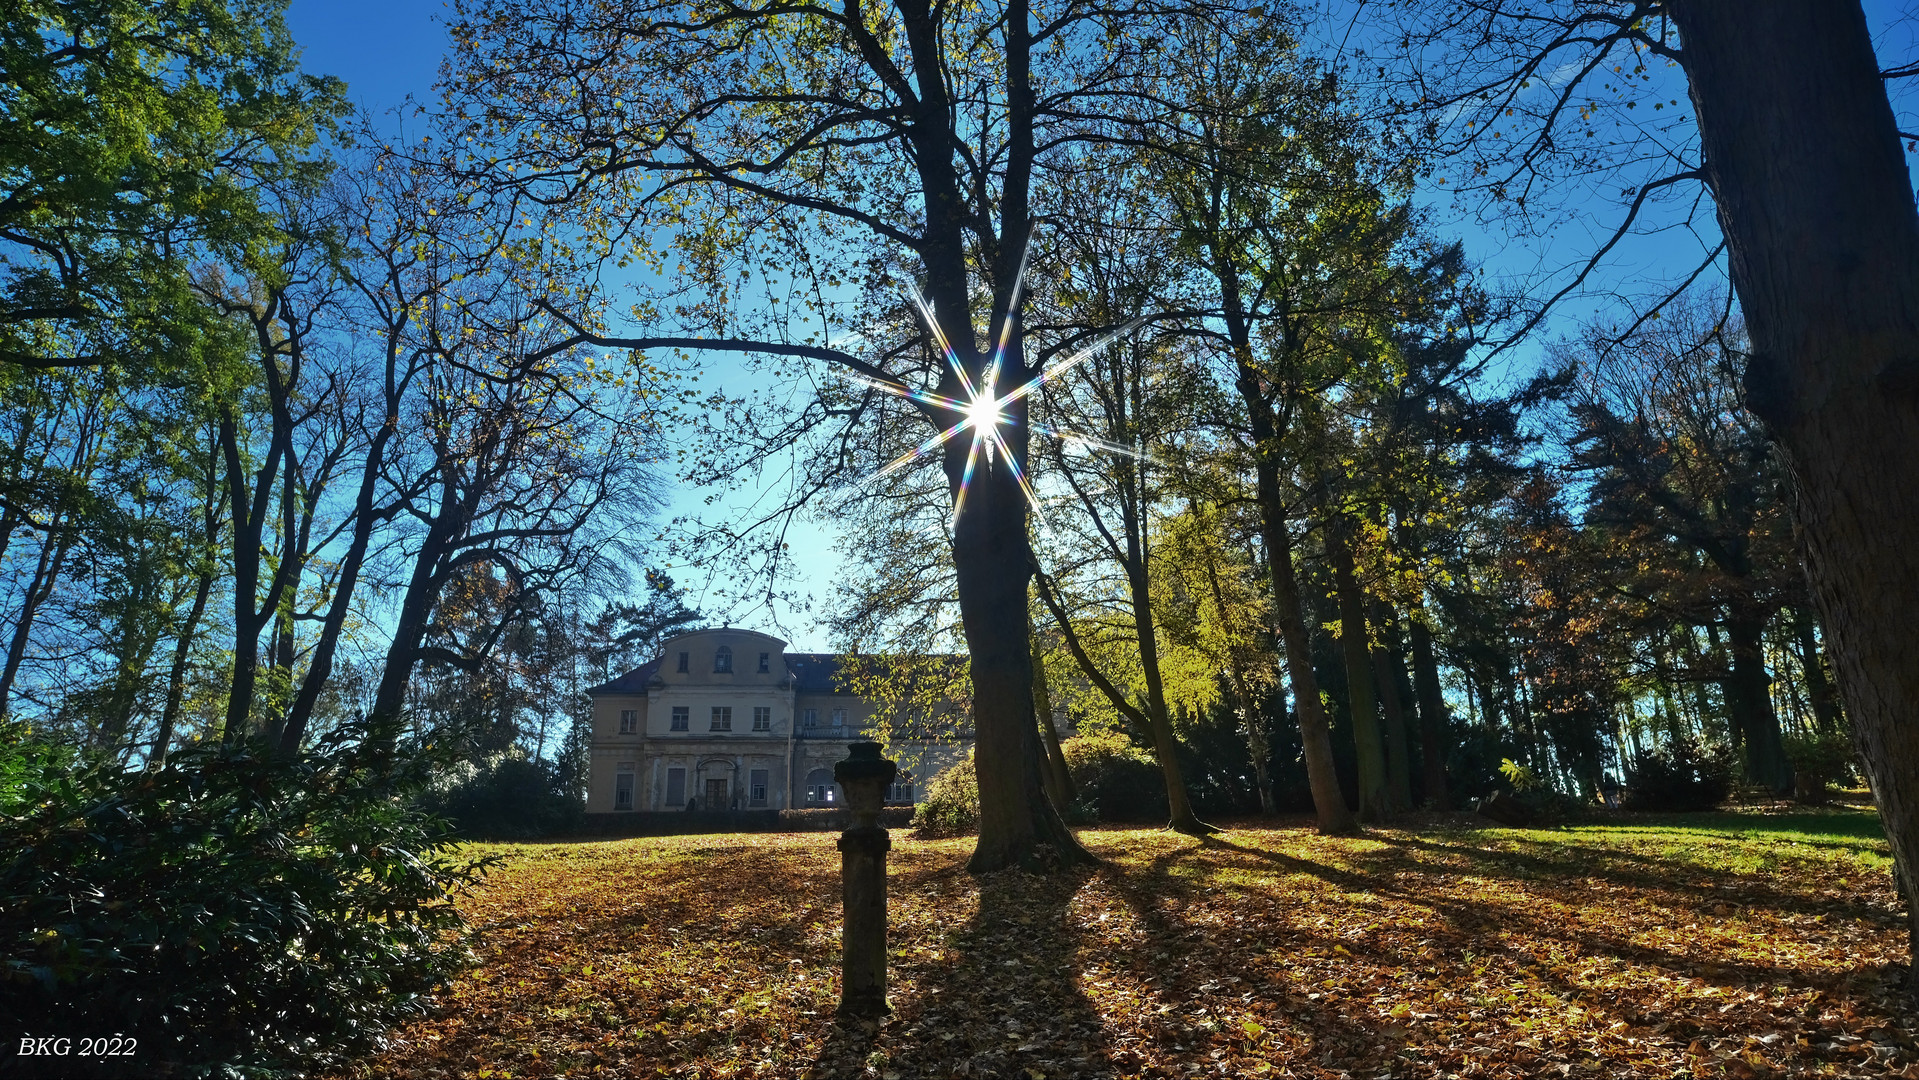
(287, 0, 850, 648)
(287, 1, 446, 117)
(285, 0, 1919, 651)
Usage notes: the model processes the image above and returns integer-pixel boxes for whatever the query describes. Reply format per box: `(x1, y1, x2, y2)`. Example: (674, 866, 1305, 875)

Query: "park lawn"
(331, 810, 1915, 1080)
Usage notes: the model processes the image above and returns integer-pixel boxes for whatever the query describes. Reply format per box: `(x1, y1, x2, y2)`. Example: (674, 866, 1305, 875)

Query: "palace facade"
(584, 628, 969, 814)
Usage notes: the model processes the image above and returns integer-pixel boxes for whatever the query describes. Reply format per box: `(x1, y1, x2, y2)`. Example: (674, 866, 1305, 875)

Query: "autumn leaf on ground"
(324, 810, 1915, 1080)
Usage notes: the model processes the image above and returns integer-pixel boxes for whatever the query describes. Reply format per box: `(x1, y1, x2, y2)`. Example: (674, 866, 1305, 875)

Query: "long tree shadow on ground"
(811, 860, 1111, 1078)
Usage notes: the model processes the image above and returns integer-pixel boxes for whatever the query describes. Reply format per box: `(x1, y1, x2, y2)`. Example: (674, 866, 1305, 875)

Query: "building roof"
(784, 652, 844, 693)
(585, 657, 662, 696)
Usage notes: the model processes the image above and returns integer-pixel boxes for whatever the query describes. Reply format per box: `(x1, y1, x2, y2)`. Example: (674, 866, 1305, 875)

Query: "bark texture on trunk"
(1370, 603, 1415, 813)
(959, 461, 1092, 872)
(1031, 631, 1077, 809)
(1669, 0, 1919, 976)
(1126, 572, 1215, 835)
(1726, 613, 1791, 791)
(1408, 614, 1453, 811)
(1793, 608, 1843, 732)
(152, 571, 213, 768)
(1259, 502, 1358, 834)
(1328, 527, 1388, 822)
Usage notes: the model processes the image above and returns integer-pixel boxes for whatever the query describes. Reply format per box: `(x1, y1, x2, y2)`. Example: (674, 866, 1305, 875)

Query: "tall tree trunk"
(1370, 601, 1415, 813)
(278, 421, 397, 753)
(1327, 525, 1388, 822)
(218, 410, 272, 744)
(961, 464, 1090, 872)
(1667, 0, 1919, 977)
(1475, 672, 1501, 735)
(1030, 630, 1076, 808)
(368, 470, 469, 726)
(1256, 500, 1357, 834)
(1244, 710, 1277, 816)
(1408, 609, 1453, 810)
(152, 571, 213, 769)
(1726, 611, 1792, 791)
(1124, 557, 1215, 835)
(1704, 620, 1739, 753)
(0, 523, 74, 715)
(1793, 608, 1843, 733)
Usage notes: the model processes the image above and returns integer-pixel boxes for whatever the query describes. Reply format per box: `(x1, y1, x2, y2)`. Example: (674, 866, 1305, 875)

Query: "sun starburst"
(837, 259, 1148, 528)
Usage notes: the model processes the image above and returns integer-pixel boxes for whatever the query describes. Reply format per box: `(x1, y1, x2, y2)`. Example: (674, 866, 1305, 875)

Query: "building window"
(831, 707, 846, 729)
(887, 775, 915, 804)
(615, 772, 635, 811)
(677, 651, 689, 673)
(705, 777, 729, 809)
(711, 706, 732, 732)
(670, 706, 689, 731)
(619, 709, 638, 735)
(758, 652, 770, 673)
(714, 645, 733, 673)
(665, 767, 686, 808)
(749, 769, 769, 806)
(805, 768, 837, 805)
(752, 706, 771, 731)
(802, 708, 817, 729)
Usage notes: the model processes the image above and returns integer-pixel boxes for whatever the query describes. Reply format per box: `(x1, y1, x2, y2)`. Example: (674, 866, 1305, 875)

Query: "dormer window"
(758, 652, 770, 673)
(714, 645, 733, 673)
(677, 651, 689, 673)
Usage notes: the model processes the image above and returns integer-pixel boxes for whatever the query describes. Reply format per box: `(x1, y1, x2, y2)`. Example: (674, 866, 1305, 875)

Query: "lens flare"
(838, 260, 1150, 527)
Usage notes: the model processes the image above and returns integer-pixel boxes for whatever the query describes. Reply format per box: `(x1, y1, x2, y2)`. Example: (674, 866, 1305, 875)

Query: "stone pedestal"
(834, 741, 897, 1018)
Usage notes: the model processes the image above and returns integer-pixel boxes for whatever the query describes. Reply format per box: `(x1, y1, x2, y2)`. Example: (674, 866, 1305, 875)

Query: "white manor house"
(584, 628, 970, 815)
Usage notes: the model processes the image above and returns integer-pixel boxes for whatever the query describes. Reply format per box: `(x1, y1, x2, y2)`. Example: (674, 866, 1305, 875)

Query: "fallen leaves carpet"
(330, 811, 1916, 1079)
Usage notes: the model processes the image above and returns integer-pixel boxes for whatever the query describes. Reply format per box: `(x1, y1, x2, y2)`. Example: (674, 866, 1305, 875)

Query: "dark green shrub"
(910, 751, 978, 837)
(1624, 737, 1735, 811)
(777, 807, 914, 832)
(1062, 732, 1166, 823)
(0, 718, 493, 1079)
(1782, 730, 1857, 803)
(418, 753, 581, 838)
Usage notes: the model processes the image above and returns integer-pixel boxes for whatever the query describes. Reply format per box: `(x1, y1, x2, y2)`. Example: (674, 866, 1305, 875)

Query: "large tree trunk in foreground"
(959, 458, 1093, 872)
(1668, 0, 1919, 977)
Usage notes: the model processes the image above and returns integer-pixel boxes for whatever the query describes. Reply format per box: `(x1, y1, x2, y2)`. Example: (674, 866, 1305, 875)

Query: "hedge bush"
(1624, 737, 1735, 811)
(0, 718, 492, 1079)
(1782, 730, 1857, 803)
(777, 806, 914, 832)
(1062, 732, 1165, 822)
(417, 753, 581, 838)
(910, 751, 979, 837)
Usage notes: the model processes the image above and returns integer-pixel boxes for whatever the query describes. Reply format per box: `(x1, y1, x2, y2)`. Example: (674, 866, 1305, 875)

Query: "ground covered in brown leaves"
(332, 810, 1915, 1079)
